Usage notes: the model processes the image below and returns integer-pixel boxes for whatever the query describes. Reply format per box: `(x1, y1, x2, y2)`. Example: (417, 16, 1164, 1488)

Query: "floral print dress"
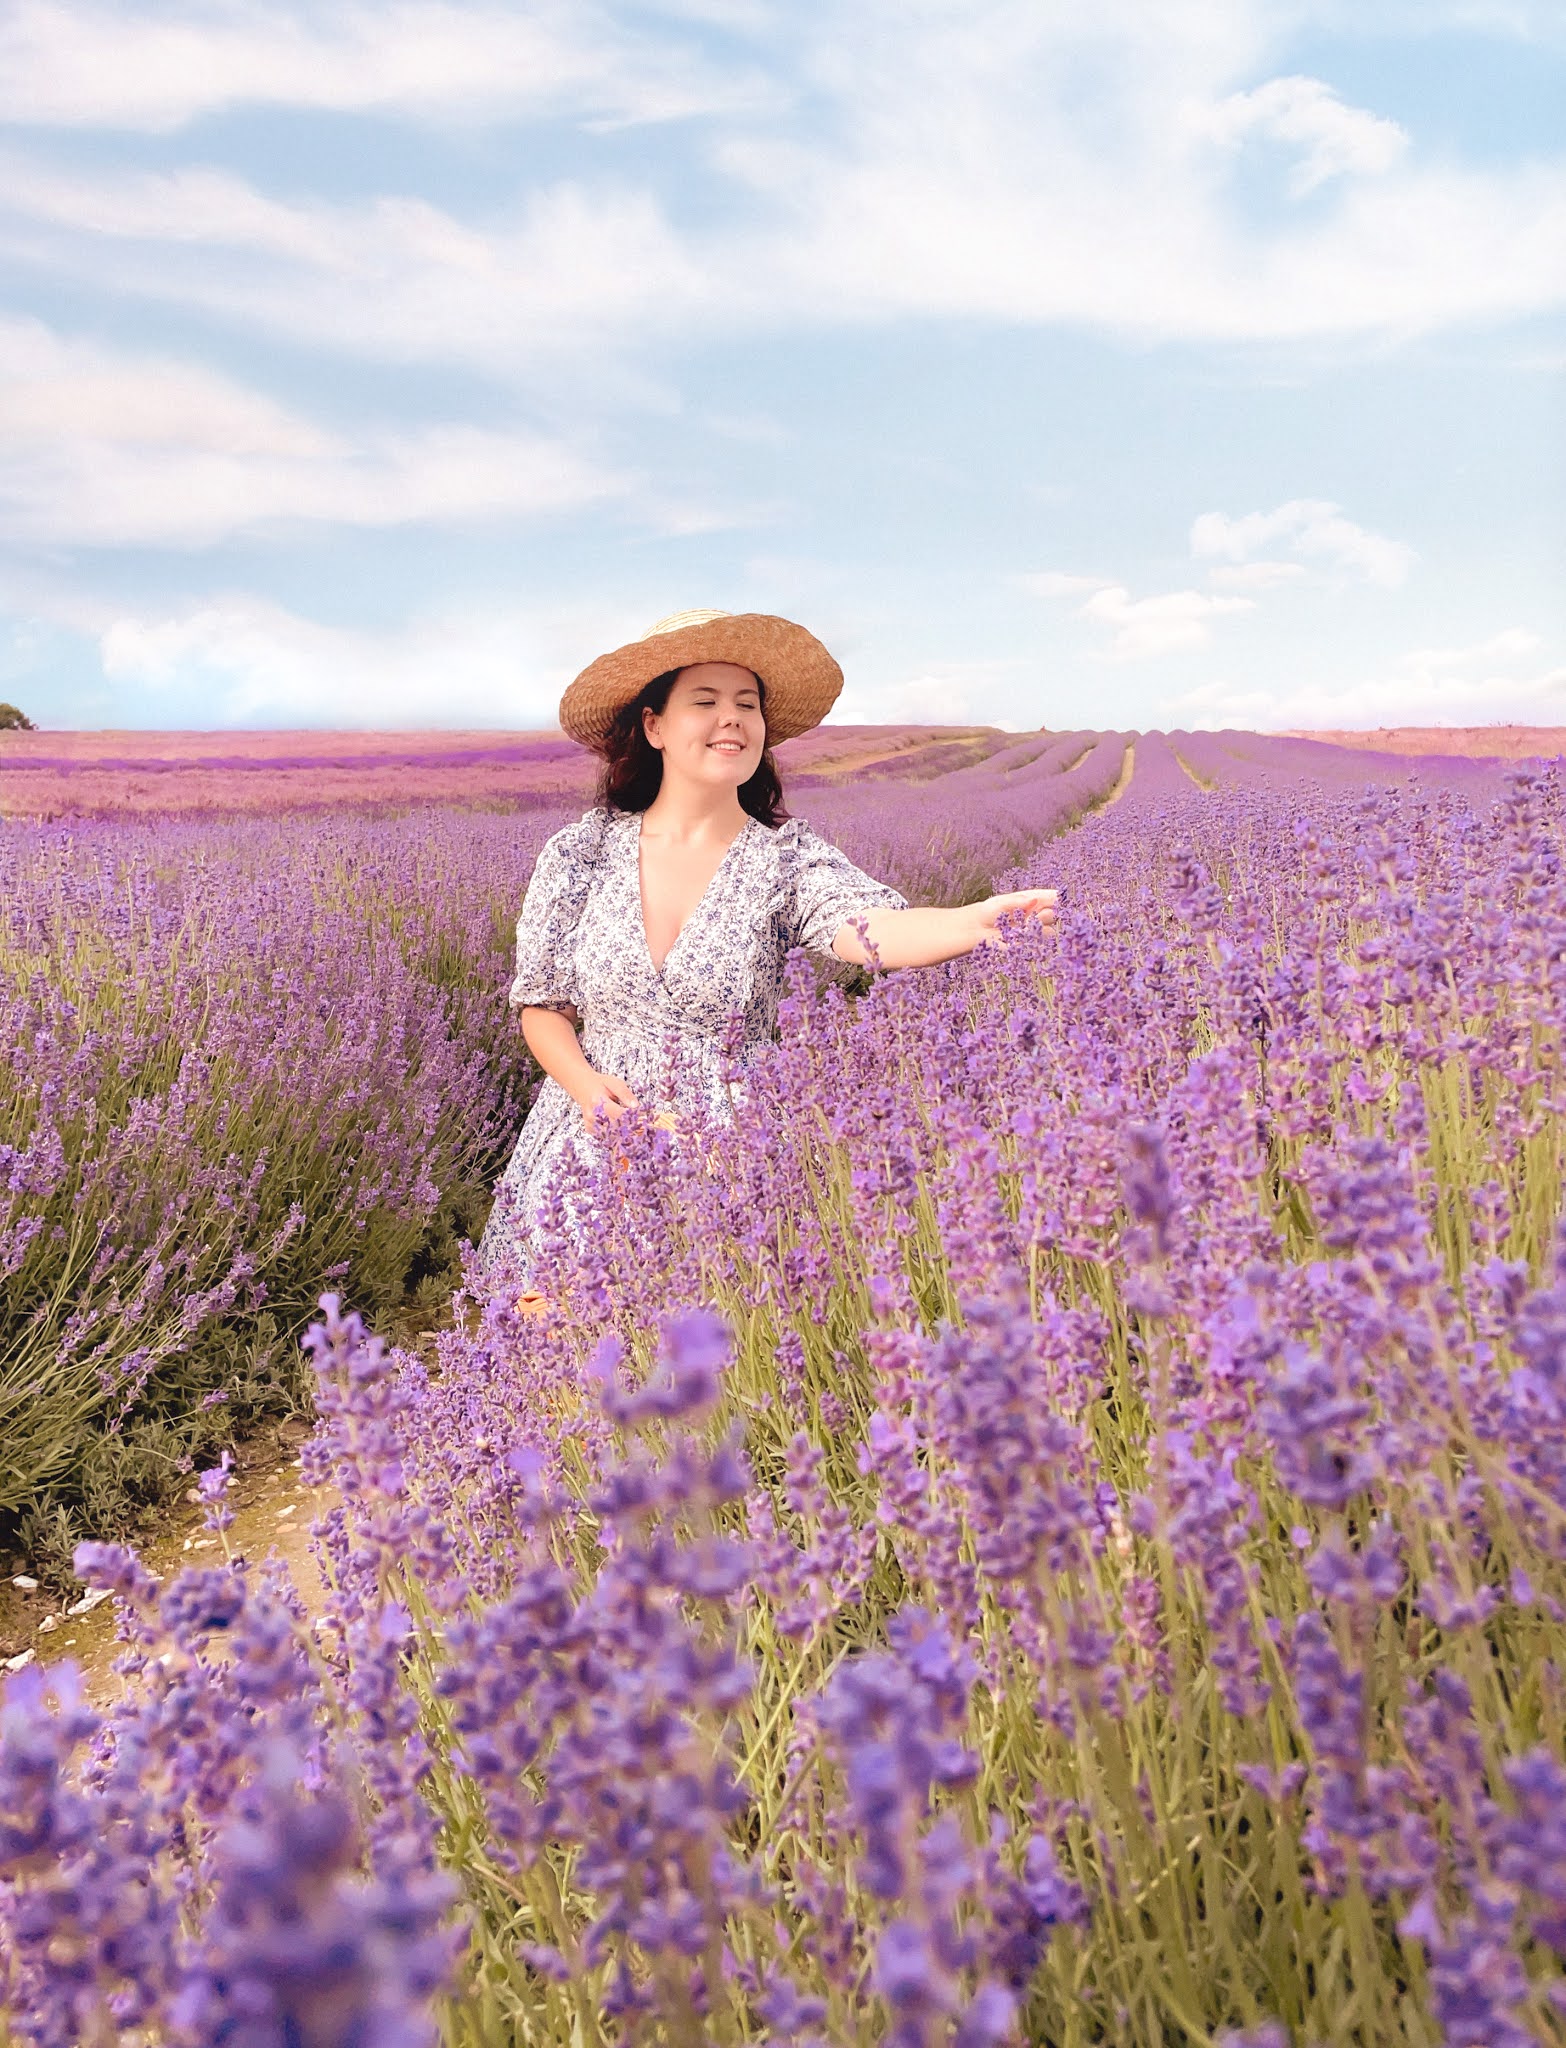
(478, 805, 908, 1280)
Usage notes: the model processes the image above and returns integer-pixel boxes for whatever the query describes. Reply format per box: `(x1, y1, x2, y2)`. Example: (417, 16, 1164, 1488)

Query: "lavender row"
(797, 729, 1128, 903)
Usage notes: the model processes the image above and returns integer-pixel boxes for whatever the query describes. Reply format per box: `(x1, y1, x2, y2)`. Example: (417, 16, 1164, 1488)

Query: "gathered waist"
(581, 1016, 758, 1068)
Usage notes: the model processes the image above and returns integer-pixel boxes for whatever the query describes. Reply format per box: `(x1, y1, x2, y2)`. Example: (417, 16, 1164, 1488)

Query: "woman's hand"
(970, 888, 1058, 945)
(520, 1007, 638, 1126)
(573, 1070, 639, 1126)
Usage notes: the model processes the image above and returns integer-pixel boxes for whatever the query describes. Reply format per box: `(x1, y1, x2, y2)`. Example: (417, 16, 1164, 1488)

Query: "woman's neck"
(640, 774, 748, 841)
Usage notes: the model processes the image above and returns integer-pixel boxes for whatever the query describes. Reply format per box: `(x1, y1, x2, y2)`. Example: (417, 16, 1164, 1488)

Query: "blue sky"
(0, 0, 1561, 733)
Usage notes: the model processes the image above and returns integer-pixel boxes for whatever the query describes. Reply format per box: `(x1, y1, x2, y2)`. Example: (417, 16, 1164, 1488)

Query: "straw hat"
(558, 608, 843, 752)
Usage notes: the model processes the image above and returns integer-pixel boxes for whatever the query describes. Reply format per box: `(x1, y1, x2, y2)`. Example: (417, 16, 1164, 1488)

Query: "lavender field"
(3, 727, 1565, 2046)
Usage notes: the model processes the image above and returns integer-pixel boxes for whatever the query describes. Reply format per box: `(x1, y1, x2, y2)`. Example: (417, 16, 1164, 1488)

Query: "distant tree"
(0, 703, 36, 730)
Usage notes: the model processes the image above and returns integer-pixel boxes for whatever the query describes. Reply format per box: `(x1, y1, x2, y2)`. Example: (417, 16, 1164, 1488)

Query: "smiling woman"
(477, 609, 1058, 1293)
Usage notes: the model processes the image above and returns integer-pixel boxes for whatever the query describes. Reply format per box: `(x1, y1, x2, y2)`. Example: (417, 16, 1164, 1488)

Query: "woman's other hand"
(971, 888, 1058, 945)
(574, 1071, 639, 1126)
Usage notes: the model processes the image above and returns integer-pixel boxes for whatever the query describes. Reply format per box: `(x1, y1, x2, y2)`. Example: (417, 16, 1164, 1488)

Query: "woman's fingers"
(984, 891, 1057, 918)
(972, 888, 1059, 946)
(585, 1073, 638, 1126)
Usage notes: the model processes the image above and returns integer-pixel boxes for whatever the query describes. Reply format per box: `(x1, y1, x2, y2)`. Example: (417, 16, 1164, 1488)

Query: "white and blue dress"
(478, 805, 906, 1279)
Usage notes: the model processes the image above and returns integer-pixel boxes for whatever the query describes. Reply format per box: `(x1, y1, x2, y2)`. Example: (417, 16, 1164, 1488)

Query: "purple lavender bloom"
(1122, 1122, 1177, 1261)
(1259, 1348, 1377, 1509)
(169, 1742, 461, 2048)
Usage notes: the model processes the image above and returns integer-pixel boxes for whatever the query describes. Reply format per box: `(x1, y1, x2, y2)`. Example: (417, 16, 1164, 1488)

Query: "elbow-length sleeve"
(506, 810, 606, 1010)
(784, 821, 908, 960)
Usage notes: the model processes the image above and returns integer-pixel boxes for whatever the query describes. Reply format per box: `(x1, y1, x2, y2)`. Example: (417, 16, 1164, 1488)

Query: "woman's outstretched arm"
(832, 890, 1057, 970)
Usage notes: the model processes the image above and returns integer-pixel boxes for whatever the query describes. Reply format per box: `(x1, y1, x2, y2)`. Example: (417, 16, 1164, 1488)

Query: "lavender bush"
(0, 806, 571, 1570)
(4, 743, 1565, 2045)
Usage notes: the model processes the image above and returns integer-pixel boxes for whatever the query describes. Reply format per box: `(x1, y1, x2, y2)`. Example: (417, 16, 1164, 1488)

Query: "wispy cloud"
(832, 657, 1033, 725)
(1167, 627, 1565, 729)
(1190, 500, 1417, 587)
(1206, 560, 1309, 592)
(1025, 490, 1420, 664)
(0, 0, 778, 132)
(1194, 75, 1408, 195)
(0, 318, 627, 546)
(95, 594, 589, 725)
(1024, 571, 1255, 661)
(1077, 584, 1255, 661)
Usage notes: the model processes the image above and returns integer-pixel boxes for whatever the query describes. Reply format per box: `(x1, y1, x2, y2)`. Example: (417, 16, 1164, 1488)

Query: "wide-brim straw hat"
(558, 608, 843, 752)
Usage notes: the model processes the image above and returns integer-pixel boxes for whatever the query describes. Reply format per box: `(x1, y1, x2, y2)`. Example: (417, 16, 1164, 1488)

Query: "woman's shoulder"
(764, 815, 840, 858)
(539, 804, 619, 866)
(757, 812, 815, 843)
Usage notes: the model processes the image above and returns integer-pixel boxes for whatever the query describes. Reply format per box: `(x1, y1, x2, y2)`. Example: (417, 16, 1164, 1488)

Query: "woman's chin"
(690, 752, 759, 785)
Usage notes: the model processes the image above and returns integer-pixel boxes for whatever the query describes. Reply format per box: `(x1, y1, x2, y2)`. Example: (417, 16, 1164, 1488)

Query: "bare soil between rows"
(1, 1417, 338, 1701)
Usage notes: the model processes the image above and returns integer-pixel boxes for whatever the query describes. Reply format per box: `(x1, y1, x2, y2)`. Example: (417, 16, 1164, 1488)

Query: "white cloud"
(1405, 626, 1542, 669)
(0, 155, 716, 379)
(1030, 492, 1420, 667)
(1026, 562, 1256, 660)
(833, 654, 1056, 724)
(1195, 75, 1408, 195)
(1166, 628, 1566, 729)
(0, 317, 626, 545)
(1206, 559, 1309, 591)
(1017, 571, 1112, 599)
(1076, 584, 1255, 661)
(96, 595, 586, 725)
(1190, 498, 1417, 586)
(0, 0, 777, 132)
(832, 672, 974, 725)
(1297, 1, 1566, 44)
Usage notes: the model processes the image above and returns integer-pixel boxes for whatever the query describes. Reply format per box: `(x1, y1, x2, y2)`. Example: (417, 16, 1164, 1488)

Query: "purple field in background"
(1174, 727, 1512, 796)
(2, 720, 1551, 821)
(0, 723, 1001, 818)
(3, 731, 1566, 2046)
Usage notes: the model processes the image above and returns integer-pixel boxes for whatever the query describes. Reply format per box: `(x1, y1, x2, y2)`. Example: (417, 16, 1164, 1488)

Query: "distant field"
(2, 719, 1558, 819)
(1286, 725, 1566, 759)
(0, 723, 1009, 817)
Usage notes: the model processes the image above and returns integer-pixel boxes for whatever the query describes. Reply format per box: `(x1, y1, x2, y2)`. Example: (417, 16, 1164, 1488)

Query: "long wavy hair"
(595, 667, 788, 826)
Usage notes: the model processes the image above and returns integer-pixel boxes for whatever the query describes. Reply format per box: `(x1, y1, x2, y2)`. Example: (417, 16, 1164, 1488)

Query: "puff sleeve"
(506, 810, 606, 1011)
(785, 821, 909, 959)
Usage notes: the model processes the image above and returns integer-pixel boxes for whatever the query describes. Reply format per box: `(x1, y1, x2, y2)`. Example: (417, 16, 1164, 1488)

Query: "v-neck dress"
(477, 805, 907, 1280)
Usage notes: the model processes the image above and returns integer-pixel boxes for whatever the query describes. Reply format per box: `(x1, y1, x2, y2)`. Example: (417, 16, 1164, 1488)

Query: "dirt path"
(1096, 740, 1136, 811)
(4, 1430, 337, 1701)
(2, 1321, 465, 1701)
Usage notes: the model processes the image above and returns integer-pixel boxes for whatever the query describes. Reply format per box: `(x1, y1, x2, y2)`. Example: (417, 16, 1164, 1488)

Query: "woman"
(478, 608, 1056, 1286)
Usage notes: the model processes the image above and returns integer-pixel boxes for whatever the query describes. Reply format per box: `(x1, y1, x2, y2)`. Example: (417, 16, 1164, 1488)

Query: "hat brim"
(558, 613, 843, 752)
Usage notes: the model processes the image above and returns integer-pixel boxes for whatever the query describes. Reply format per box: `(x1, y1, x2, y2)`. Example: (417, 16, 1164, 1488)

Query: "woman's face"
(643, 662, 766, 790)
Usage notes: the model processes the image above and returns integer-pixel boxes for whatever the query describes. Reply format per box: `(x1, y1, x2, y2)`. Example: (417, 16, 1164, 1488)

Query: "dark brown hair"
(595, 667, 788, 826)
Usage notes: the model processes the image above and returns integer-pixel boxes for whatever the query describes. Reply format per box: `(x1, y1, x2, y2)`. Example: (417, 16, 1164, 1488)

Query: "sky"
(0, 0, 1562, 735)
